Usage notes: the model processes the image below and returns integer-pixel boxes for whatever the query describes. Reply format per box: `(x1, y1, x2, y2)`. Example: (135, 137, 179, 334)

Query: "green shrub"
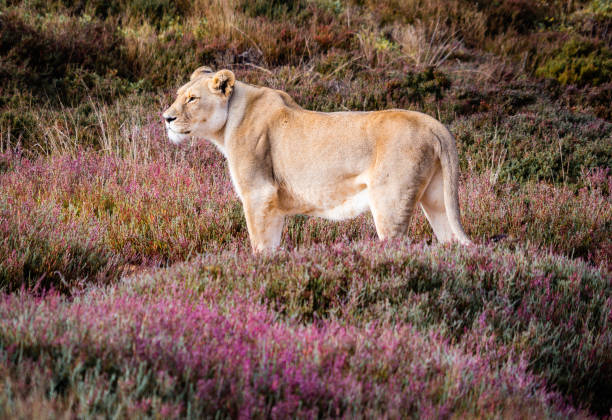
(570, 1, 612, 44)
(536, 37, 612, 86)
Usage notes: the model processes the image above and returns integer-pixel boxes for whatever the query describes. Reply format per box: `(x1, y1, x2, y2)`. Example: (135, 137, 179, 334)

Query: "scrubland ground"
(0, 0, 611, 418)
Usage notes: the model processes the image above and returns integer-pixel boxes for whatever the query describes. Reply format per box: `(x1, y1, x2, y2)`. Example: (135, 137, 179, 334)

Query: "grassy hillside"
(0, 0, 611, 417)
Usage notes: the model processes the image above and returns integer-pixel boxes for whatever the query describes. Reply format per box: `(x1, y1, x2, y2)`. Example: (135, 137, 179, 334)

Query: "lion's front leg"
(241, 190, 285, 253)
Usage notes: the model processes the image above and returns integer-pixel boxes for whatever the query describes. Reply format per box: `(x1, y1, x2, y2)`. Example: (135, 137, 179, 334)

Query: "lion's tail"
(436, 127, 472, 245)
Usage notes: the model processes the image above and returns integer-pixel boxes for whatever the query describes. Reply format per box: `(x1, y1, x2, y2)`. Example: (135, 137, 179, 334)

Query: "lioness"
(163, 67, 471, 252)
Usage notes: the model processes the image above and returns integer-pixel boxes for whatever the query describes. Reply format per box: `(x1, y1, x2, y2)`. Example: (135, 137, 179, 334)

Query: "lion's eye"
(187, 96, 198, 104)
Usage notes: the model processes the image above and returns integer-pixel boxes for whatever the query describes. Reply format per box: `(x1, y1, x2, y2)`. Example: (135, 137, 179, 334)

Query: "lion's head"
(162, 67, 236, 145)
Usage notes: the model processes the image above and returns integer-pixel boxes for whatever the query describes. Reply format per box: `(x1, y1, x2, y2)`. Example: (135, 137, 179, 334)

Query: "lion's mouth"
(167, 127, 191, 135)
(166, 127, 193, 145)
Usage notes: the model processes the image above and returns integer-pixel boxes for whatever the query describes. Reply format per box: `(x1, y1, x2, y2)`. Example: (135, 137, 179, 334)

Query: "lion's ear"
(209, 69, 235, 97)
(190, 66, 214, 81)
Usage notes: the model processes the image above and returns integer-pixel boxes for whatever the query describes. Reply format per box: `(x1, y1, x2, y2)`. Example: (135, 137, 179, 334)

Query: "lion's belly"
(283, 175, 372, 220)
(308, 189, 370, 220)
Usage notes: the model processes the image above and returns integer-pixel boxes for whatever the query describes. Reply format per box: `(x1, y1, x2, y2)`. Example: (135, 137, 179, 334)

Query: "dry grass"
(392, 18, 462, 69)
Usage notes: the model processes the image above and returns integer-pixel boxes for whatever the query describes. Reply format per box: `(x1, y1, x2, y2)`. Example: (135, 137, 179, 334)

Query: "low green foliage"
(536, 37, 612, 86)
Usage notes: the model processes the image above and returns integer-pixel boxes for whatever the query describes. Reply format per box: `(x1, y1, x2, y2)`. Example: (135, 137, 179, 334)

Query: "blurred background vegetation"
(0, 0, 610, 185)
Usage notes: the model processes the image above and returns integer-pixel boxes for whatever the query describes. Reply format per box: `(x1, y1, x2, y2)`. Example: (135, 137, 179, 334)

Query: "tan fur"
(163, 68, 472, 252)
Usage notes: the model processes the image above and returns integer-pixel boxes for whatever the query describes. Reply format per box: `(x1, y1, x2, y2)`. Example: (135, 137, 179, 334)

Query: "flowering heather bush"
(1, 139, 610, 292)
(1, 0, 611, 417)
(459, 166, 612, 269)
(0, 249, 594, 418)
(164, 241, 612, 414)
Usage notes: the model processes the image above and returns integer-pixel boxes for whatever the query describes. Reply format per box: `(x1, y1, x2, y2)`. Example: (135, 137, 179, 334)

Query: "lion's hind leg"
(419, 168, 454, 243)
(367, 165, 427, 241)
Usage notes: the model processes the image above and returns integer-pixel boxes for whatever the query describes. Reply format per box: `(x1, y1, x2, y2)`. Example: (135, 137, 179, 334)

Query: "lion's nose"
(164, 115, 177, 123)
